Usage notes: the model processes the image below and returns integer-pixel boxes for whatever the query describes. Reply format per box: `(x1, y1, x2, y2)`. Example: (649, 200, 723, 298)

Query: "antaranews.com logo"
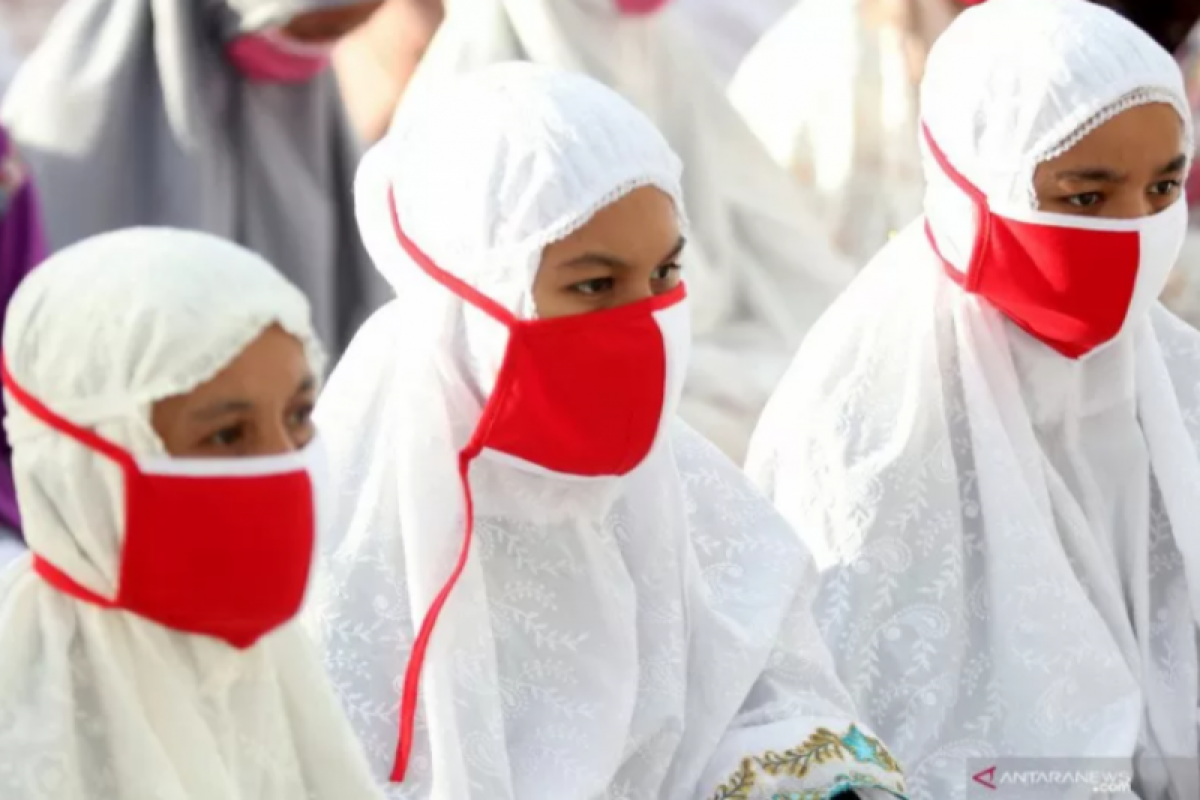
(967, 759, 1136, 796)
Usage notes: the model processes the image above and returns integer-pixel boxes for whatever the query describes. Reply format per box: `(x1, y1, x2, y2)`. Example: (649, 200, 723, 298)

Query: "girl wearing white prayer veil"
(0, 228, 382, 799)
(393, 0, 854, 462)
(307, 63, 907, 800)
(748, 0, 1200, 797)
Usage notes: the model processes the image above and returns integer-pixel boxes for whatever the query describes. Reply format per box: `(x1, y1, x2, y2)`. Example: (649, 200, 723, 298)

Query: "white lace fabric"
(1035, 87, 1188, 165)
(390, 0, 856, 461)
(307, 64, 906, 800)
(747, 1, 1200, 798)
(0, 228, 381, 800)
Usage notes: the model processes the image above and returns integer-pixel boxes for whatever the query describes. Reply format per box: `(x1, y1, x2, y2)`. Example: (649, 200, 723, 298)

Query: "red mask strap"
(390, 450, 478, 783)
(0, 356, 137, 472)
(33, 554, 118, 607)
(384, 184, 513, 780)
(920, 122, 992, 290)
(387, 186, 517, 327)
(920, 122, 987, 205)
(2, 356, 134, 609)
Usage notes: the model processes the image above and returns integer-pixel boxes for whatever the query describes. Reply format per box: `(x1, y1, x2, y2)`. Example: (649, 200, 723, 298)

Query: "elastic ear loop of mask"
(920, 121, 992, 292)
(0, 356, 134, 607)
(386, 187, 518, 782)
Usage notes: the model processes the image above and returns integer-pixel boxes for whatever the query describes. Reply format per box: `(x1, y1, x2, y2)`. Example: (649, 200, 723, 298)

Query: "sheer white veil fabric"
(0, 227, 381, 799)
(307, 63, 906, 800)
(748, 0, 1200, 797)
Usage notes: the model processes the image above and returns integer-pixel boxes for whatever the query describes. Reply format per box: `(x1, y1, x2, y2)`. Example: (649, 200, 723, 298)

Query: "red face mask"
(922, 123, 1187, 359)
(226, 30, 333, 84)
(2, 358, 321, 650)
(386, 186, 690, 781)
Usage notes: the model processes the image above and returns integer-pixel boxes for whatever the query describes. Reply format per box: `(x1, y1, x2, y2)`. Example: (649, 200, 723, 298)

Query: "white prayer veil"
(0, 228, 381, 800)
(748, 0, 1200, 796)
(748, 0, 1200, 798)
(307, 63, 907, 800)
(390, 0, 855, 461)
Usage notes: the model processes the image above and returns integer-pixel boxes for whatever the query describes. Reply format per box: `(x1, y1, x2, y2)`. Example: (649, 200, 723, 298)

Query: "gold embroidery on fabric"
(706, 725, 904, 800)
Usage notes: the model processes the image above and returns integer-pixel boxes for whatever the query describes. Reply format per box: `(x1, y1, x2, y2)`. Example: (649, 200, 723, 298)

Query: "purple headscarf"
(0, 124, 47, 537)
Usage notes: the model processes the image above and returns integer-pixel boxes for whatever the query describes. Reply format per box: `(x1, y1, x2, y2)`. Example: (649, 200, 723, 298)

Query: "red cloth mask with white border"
(1, 357, 322, 649)
(922, 122, 1187, 359)
(386, 184, 690, 781)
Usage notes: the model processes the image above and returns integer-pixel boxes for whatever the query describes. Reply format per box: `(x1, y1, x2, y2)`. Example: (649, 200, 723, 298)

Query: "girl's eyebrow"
(559, 236, 687, 270)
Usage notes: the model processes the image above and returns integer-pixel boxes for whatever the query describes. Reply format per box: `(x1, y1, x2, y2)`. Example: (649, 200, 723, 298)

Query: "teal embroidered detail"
(706, 727, 906, 800)
(840, 726, 892, 772)
(769, 770, 908, 798)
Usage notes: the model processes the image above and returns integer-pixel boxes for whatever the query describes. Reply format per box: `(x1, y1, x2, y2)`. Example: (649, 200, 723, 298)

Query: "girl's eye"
(1066, 192, 1103, 208)
(1150, 179, 1182, 196)
(652, 263, 682, 282)
(570, 277, 614, 296)
(205, 424, 245, 448)
(288, 404, 315, 429)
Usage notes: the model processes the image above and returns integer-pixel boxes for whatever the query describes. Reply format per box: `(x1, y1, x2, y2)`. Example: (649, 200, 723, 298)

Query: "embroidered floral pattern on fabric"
(747, 227, 1200, 797)
(707, 726, 906, 800)
(309, 419, 879, 798)
(748, 242, 1200, 799)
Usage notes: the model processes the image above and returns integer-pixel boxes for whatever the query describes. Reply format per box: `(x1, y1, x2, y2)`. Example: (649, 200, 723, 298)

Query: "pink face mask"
(614, 0, 669, 13)
(226, 29, 334, 84)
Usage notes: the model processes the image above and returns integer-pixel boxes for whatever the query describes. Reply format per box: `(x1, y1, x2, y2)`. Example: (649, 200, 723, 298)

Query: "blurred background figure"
(1155, 0, 1200, 325)
(0, 122, 46, 568)
(0, 2, 52, 570)
(0, 0, 62, 55)
(394, 0, 855, 461)
(674, 0, 792, 84)
(331, 0, 795, 144)
(730, 0, 976, 267)
(0, 0, 390, 354)
(0, 22, 18, 97)
(333, 0, 443, 144)
(0, 0, 58, 96)
(1098, 0, 1200, 52)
